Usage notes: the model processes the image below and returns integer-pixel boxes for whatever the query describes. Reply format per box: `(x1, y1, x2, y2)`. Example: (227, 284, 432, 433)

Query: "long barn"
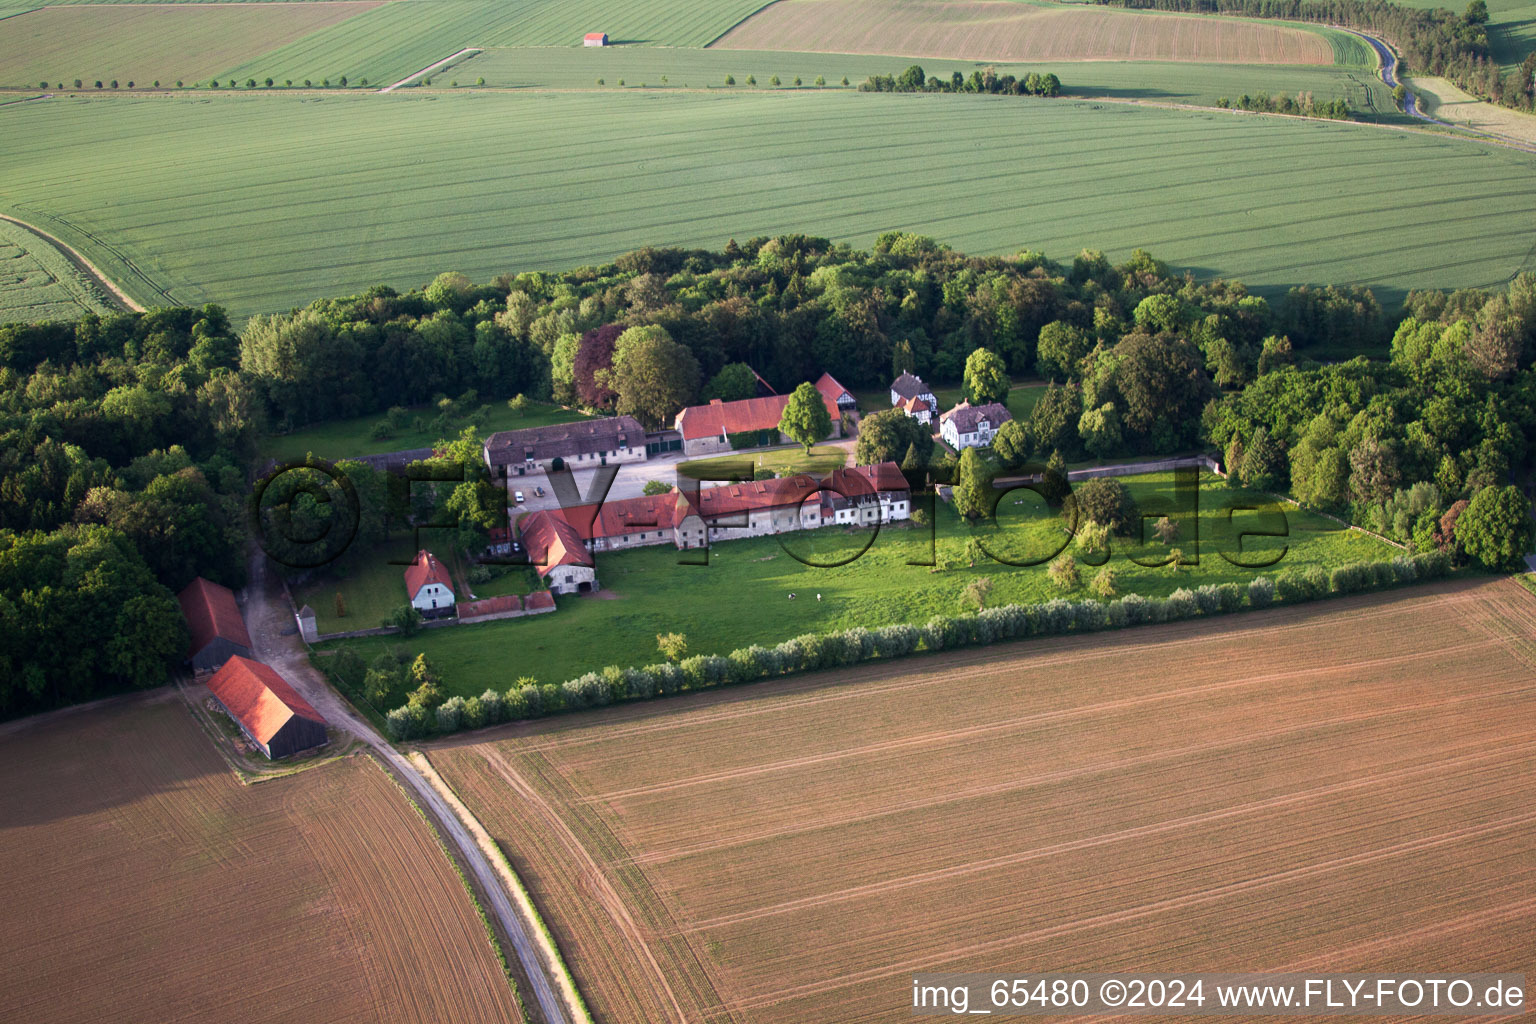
(206, 656, 328, 759)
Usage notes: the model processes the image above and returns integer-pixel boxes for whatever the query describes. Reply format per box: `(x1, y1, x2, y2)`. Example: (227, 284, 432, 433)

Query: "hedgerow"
(383, 551, 1453, 741)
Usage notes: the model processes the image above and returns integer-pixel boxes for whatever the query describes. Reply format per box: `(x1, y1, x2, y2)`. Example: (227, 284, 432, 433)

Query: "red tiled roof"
(683, 474, 825, 519)
(583, 31, 606, 40)
(815, 372, 853, 408)
(549, 492, 677, 542)
(459, 594, 520, 617)
(673, 389, 838, 441)
(177, 577, 252, 659)
(207, 656, 325, 747)
(403, 550, 453, 599)
(519, 510, 594, 578)
(524, 590, 556, 611)
(902, 395, 929, 414)
(830, 461, 909, 495)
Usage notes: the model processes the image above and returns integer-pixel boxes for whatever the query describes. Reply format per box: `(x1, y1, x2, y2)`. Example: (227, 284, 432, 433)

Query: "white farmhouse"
(939, 401, 1012, 450)
(404, 550, 456, 616)
(889, 372, 936, 415)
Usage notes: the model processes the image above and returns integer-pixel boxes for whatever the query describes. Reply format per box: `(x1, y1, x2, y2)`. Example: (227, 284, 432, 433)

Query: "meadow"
(0, 216, 114, 322)
(427, 578, 1536, 1023)
(0, 2, 381, 88)
(455, 44, 1396, 114)
(328, 471, 1397, 694)
(713, 0, 1341, 64)
(2, 90, 1532, 319)
(262, 398, 590, 463)
(0, 693, 525, 1024)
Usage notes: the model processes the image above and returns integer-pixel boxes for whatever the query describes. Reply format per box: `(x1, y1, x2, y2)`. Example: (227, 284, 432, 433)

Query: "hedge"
(384, 552, 1454, 741)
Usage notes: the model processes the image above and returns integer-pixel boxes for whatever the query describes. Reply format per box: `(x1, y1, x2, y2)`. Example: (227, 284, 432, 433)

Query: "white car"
(514, 490, 525, 504)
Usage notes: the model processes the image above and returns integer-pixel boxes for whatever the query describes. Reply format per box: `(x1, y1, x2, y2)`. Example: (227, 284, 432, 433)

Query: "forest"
(2, 233, 1534, 719)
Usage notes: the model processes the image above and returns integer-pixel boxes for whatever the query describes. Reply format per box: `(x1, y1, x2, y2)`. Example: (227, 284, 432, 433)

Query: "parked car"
(514, 490, 525, 503)
(534, 485, 545, 497)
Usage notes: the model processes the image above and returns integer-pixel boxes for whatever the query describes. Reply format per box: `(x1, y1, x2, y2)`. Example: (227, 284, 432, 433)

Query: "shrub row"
(384, 552, 1453, 741)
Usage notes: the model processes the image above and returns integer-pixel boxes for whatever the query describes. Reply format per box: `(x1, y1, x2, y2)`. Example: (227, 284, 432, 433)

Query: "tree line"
(1094, 0, 1534, 112)
(1216, 91, 1351, 118)
(859, 65, 1063, 97)
(0, 305, 254, 718)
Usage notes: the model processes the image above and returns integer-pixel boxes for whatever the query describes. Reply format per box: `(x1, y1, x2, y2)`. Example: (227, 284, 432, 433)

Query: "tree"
(388, 603, 419, 635)
(1111, 333, 1213, 449)
(1073, 477, 1139, 535)
(1076, 403, 1122, 459)
(855, 408, 932, 465)
(704, 362, 758, 402)
(1153, 516, 1180, 544)
(952, 448, 992, 520)
(1455, 485, 1534, 570)
(605, 325, 699, 429)
(1465, 0, 1489, 23)
(642, 480, 671, 496)
(1048, 552, 1079, 589)
(1090, 566, 1118, 598)
(1241, 427, 1283, 490)
(1036, 321, 1092, 379)
(657, 632, 688, 662)
(962, 576, 994, 611)
(334, 592, 347, 618)
(779, 381, 832, 453)
(963, 347, 1010, 405)
(991, 419, 1032, 467)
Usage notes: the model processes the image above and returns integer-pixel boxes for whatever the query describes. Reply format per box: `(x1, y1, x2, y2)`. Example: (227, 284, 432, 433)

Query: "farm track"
(433, 579, 1536, 1024)
(241, 551, 580, 1024)
(0, 213, 143, 311)
(378, 45, 480, 92)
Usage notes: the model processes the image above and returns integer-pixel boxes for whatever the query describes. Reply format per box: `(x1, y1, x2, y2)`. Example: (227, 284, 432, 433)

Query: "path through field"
(430, 578, 1536, 1024)
(0, 213, 142, 311)
(241, 549, 581, 1024)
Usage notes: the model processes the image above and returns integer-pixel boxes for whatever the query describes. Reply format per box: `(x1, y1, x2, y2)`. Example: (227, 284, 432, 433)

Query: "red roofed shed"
(583, 31, 608, 45)
(177, 576, 253, 672)
(206, 656, 328, 759)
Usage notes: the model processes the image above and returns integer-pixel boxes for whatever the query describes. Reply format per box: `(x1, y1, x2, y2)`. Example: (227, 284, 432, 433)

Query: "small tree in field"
(658, 632, 688, 662)
(746, 74, 757, 85)
(265, 78, 274, 87)
(779, 381, 832, 454)
(841, 76, 850, 85)
(770, 74, 781, 86)
(1153, 516, 1180, 544)
(73, 79, 82, 89)
(1090, 566, 1118, 598)
(334, 592, 347, 618)
(725, 74, 735, 85)
(815, 75, 826, 86)
(1048, 553, 1079, 590)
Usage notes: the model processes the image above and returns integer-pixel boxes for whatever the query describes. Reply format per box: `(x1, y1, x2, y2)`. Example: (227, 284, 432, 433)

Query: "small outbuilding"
(177, 576, 253, 672)
(206, 656, 328, 759)
(583, 31, 609, 46)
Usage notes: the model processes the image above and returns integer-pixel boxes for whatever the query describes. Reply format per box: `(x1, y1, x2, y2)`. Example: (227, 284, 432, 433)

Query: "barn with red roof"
(206, 656, 328, 759)
(672, 386, 841, 457)
(519, 510, 598, 594)
(404, 550, 456, 616)
(177, 576, 253, 672)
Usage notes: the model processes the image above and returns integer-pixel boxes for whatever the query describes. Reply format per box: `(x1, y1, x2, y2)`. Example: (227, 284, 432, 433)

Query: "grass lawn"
(293, 534, 423, 633)
(327, 471, 1398, 696)
(676, 444, 847, 480)
(262, 400, 590, 463)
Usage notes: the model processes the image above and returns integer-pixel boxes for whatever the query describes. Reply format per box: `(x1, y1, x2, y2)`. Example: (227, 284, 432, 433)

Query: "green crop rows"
(215, 0, 776, 87)
(3, 90, 1533, 319)
(0, 218, 115, 323)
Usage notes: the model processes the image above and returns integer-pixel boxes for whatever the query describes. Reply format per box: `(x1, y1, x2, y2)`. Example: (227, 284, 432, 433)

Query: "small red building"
(583, 31, 609, 46)
(206, 656, 328, 759)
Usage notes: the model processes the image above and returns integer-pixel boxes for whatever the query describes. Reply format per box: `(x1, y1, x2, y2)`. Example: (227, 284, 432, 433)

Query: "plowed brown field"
(0, 694, 523, 1024)
(711, 0, 1335, 64)
(431, 578, 1536, 1024)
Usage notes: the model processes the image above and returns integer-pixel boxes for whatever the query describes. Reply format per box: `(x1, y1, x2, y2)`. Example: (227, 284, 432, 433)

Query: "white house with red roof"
(940, 400, 1012, 450)
(404, 550, 456, 614)
(519, 509, 597, 594)
(889, 372, 937, 416)
(824, 463, 912, 525)
(814, 372, 858, 417)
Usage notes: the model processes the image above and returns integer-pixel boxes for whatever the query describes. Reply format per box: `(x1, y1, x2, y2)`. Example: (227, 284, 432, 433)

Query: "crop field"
(215, 0, 778, 87)
(2, 91, 1532, 319)
(0, 216, 114, 321)
(0, 693, 524, 1024)
(427, 577, 1536, 1023)
(0, 2, 382, 88)
(713, 0, 1338, 64)
(457, 45, 1396, 113)
(330, 471, 1397, 693)
(1414, 74, 1536, 145)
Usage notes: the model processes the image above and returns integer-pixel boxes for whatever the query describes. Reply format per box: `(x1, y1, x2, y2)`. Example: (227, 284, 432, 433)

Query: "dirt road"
(241, 550, 578, 1024)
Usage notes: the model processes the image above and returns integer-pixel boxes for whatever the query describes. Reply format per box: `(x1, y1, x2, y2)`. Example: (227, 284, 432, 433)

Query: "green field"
(0, 216, 115, 322)
(262, 399, 591, 463)
(450, 44, 1397, 113)
(3, 91, 1532, 319)
(213, 0, 775, 87)
(326, 471, 1397, 694)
